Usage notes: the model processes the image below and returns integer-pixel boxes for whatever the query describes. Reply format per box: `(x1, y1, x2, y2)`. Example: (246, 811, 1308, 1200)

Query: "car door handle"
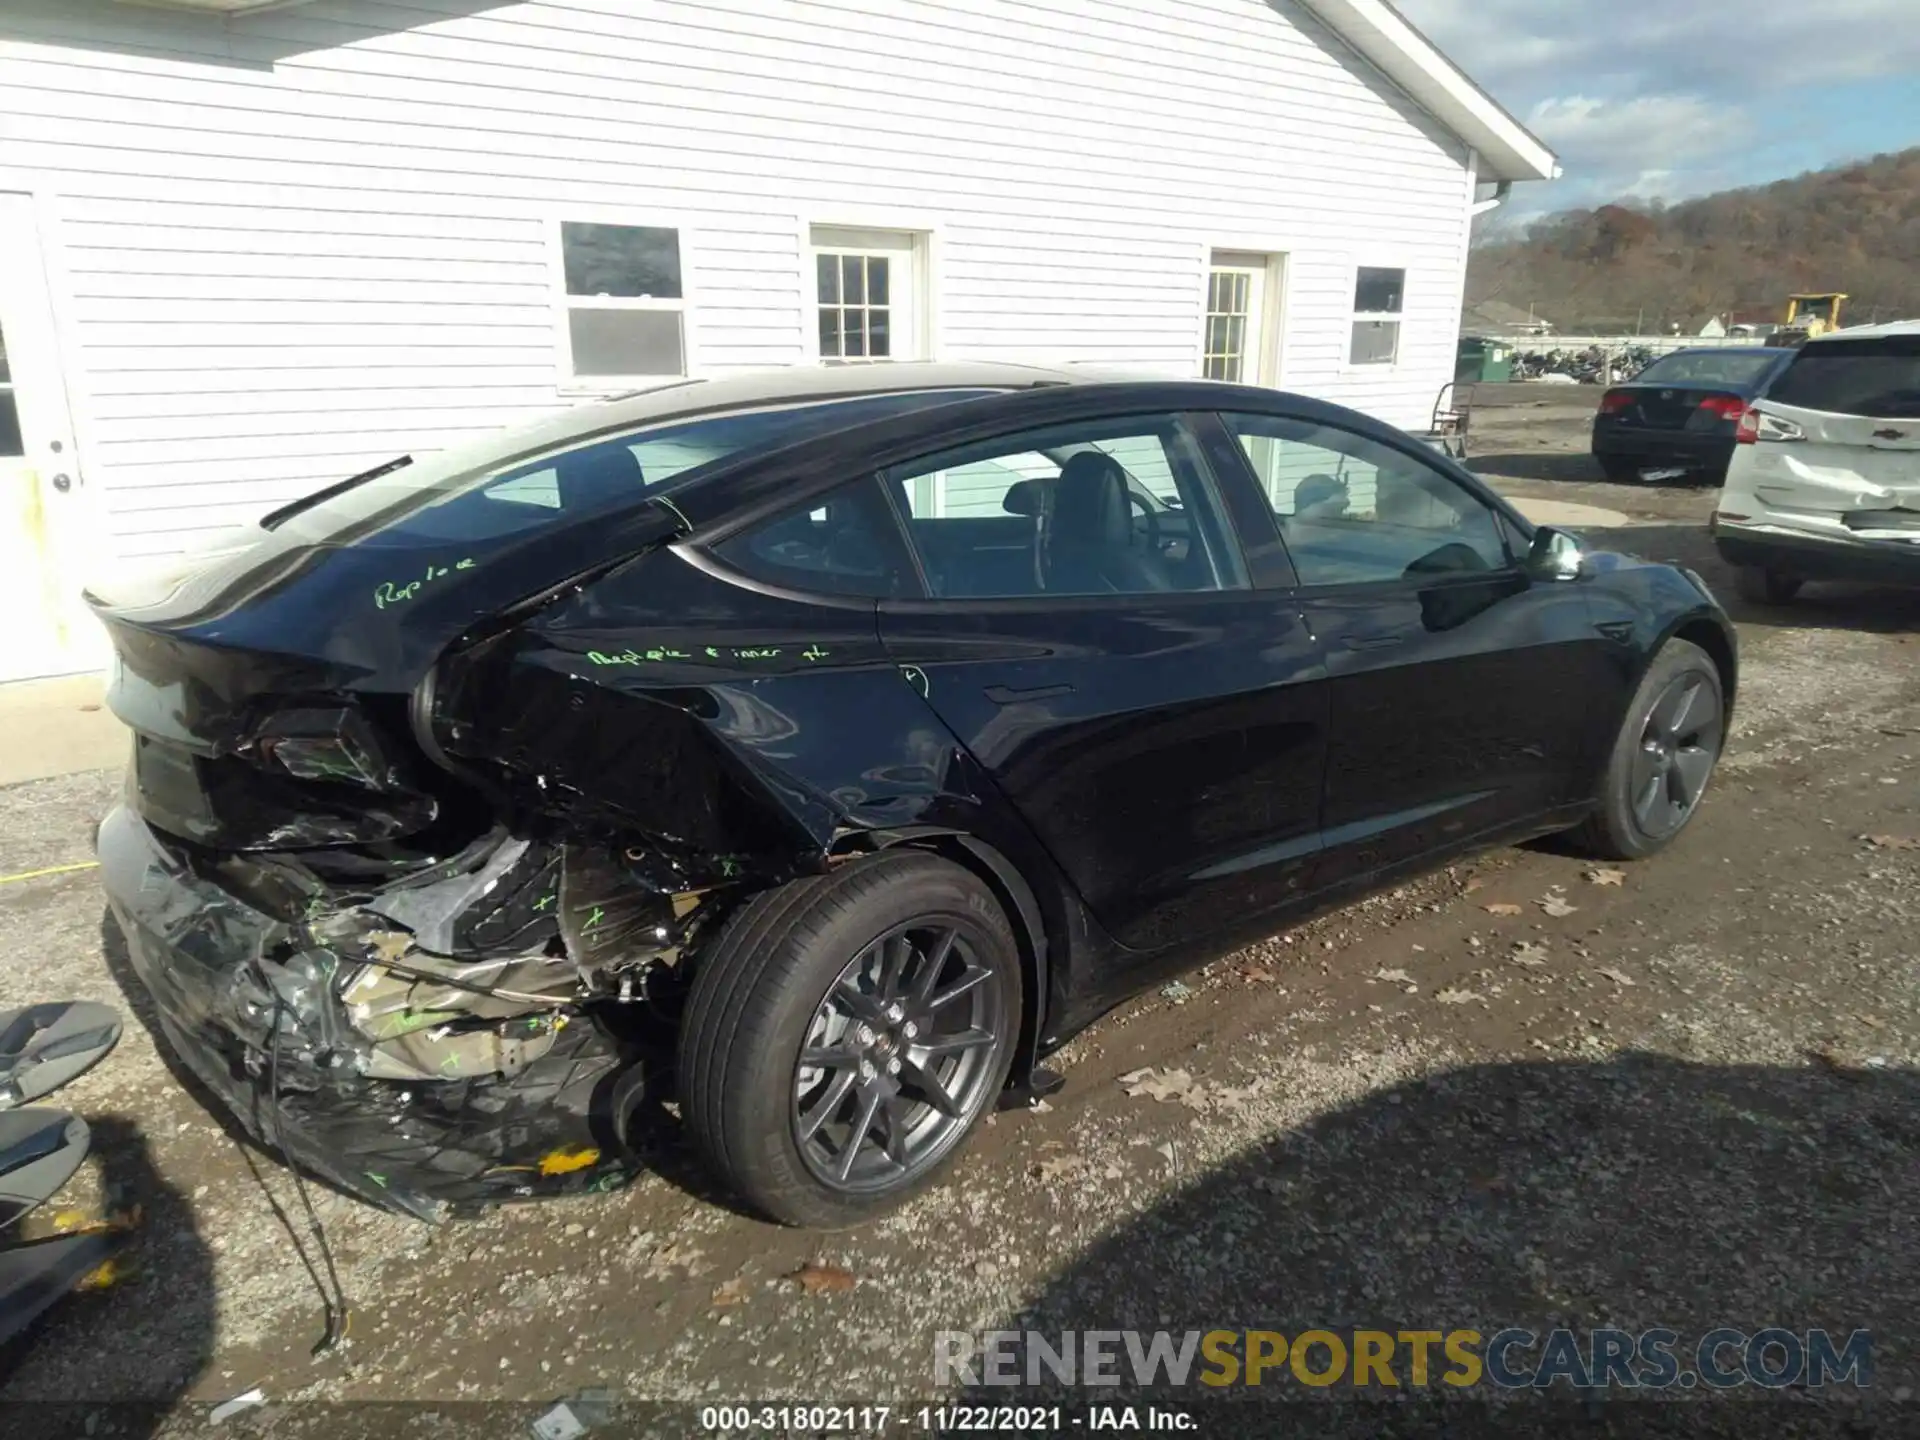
(984, 683, 1074, 704)
(1342, 632, 1405, 652)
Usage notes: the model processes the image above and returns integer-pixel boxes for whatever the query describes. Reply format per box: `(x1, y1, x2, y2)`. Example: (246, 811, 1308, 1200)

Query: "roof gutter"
(1297, 0, 1560, 183)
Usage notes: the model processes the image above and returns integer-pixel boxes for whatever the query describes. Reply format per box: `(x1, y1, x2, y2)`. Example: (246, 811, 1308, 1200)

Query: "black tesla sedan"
(1591, 346, 1796, 482)
(90, 363, 1735, 1227)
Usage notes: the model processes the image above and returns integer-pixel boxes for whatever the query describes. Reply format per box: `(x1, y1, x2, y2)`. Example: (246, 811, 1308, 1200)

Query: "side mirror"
(1527, 525, 1586, 581)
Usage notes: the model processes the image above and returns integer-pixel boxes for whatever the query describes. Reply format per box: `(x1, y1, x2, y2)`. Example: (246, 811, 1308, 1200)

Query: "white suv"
(1713, 322, 1920, 603)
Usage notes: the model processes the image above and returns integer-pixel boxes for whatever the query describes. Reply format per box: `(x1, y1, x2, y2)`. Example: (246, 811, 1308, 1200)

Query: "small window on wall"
(561, 221, 687, 382)
(811, 226, 922, 363)
(0, 324, 21, 457)
(1350, 266, 1405, 366)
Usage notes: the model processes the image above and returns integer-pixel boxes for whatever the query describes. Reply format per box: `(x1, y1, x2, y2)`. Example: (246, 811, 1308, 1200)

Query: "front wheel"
(1568, 638, 1725, 861)
(1734, 565, 1802, 605)
(677, 850, 1022, 1227)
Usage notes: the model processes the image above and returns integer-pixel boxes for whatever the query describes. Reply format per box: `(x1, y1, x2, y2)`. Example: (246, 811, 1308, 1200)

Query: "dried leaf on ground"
(1463, 877, 1485, 894)
(1434, 987, 1483, 1005)
(1858, 1014, 1887, 1030)
(1539, 895, 1579, 918)
(1585, 868, 1627, 887)
(1862, 834, 1920, 851)
(1119, 1066, 1201, 1105)
(645, 1242, 707, 1279)
(1031, 1154, 1083, 1183)
(1482, 902, 1523, 916)
(1594, 967, 1637, 987)
(1373, 968, 1415, 985)
(1510, 941, 1550, 968)
(710, 1277, 751, 1308)
(785, 1261, 858, 1294)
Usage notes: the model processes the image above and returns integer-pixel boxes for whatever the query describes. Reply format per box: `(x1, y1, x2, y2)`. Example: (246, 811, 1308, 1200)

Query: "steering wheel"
(1126, 491, 1162, 556)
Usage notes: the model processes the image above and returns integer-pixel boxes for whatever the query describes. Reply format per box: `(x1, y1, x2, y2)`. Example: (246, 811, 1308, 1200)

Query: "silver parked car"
(1712, 322, 1920, 603)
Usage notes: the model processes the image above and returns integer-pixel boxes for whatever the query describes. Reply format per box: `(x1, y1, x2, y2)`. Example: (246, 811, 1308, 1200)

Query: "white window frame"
(1347, 262, 1407, 369)
(1200, 247, 1288, 386)
(550, 213, 700, 394)
(802, 217, 938, 364)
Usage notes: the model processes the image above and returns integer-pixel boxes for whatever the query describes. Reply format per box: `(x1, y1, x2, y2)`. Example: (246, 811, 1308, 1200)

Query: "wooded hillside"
(1468, 148, 1920, 333)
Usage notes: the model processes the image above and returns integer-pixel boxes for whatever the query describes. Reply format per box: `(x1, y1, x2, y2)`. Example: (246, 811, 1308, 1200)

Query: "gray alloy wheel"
(677, 849, 1022, 1227)
(1569, 637, 1726, 861)
(1626, 668, 1724, 841)
(791, 921, 1011, 1194)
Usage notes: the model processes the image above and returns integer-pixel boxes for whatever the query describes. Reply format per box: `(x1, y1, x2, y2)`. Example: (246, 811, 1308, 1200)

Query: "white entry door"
(1203, 250, 1284, 385)
(0, 193, 105, 683)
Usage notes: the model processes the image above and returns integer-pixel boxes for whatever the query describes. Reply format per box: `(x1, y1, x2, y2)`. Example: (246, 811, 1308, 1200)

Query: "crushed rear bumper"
(1713, 525, 1920, 586)
(96, 805, 640, 1220)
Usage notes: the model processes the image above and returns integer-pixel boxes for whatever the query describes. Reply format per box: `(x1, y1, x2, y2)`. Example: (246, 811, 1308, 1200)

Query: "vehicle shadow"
(0, 1115, 215, 1437)
(1469, 451, 1616, 485)
(969, 1053, 1916, 1435)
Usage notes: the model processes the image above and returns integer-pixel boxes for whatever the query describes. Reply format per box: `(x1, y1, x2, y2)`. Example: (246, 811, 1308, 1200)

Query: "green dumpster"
(1456, 337, 1514, 383)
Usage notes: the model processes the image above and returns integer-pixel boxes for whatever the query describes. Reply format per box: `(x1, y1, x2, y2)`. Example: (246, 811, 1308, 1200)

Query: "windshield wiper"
(259, 455, 413, 531)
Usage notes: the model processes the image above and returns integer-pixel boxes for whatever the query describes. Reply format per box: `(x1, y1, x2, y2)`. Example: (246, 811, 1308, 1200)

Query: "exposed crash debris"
(97, 804, 731, 1219)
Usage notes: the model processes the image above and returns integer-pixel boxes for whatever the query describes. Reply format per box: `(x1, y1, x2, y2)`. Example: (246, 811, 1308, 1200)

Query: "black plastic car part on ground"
(1591, 347, 1796, 481)
(91, 362, 1738, 1223)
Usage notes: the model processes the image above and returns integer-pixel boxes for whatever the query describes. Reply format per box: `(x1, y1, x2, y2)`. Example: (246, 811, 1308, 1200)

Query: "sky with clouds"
(1392, 0, 1920, 221)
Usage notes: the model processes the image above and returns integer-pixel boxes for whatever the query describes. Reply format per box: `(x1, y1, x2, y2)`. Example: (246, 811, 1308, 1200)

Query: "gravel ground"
(2, 396, 1917, 1435)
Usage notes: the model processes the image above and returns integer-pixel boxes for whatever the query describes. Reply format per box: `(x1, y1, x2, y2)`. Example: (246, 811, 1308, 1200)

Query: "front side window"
(561, 221, 687, 381)
(1225, 413, 1509, 586)
(886, 416, 1245, 599)
(1350, 266, 1405, 366)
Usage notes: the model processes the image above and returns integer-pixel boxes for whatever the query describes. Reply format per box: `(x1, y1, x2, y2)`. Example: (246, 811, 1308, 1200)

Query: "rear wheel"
(677, 850, 1021, 1228)
(1596, 455, 1640, 483)
(1569, 639, 1725, 861)
(1734, 565, 1802, 605)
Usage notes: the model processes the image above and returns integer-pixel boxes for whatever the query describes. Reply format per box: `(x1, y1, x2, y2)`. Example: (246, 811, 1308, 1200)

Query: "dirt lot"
(4, 390, 1919, 1433)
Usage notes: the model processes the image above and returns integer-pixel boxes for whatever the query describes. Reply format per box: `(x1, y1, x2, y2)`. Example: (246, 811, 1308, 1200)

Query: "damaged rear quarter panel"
(429, 546, 969, 859)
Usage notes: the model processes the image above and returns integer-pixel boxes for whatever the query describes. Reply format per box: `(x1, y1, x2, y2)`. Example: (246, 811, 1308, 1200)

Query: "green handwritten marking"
(374, 558, 477, 609)
(705, 646, 721, 658)
(719, 857, 742, 879)
(584, 904, 605, 931)
(802, 644, 829, 662)
(586, 647, 693, 667)
(365, 1172, 389, 1189)
(440, 1054, 462, 1074)
(532, 892, 555, 912)
(735, 647, 781, 660)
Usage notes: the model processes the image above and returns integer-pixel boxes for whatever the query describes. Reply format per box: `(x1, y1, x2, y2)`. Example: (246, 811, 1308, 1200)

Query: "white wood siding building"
(0, 0, 1554, 680)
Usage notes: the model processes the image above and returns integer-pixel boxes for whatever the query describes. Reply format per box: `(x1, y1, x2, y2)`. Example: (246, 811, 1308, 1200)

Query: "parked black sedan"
(1592, 347, 1796, 482)
(90, 363, 1735, 1227)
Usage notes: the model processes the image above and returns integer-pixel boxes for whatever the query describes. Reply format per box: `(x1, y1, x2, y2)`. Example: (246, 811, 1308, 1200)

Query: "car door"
(1217, 408, 1615, 887)
(873, 409, 1329, 959)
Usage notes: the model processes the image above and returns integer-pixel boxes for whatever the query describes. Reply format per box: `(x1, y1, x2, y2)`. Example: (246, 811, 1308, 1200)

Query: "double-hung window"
(1349, 266, 1406, 367)
(560, 221, 688, 383)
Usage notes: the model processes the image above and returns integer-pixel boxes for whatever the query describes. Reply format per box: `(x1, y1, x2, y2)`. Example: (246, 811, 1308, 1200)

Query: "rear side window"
(1767, 338, 1920, 417)
(712, 477, 918, 599)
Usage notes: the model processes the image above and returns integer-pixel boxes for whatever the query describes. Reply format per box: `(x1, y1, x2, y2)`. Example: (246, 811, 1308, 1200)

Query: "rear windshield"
(272, 389, 998, 548)
(1633, 351, 1780, 387)
(1767, 337, 1920, 418)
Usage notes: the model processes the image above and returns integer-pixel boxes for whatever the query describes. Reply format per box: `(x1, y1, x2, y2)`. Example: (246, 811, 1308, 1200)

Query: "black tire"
(1568, 638, 1726, 861)
(1734, 564, 1802, 605)
(1595, 455, 1640, 483)
(677, 850, 1021, 1228)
